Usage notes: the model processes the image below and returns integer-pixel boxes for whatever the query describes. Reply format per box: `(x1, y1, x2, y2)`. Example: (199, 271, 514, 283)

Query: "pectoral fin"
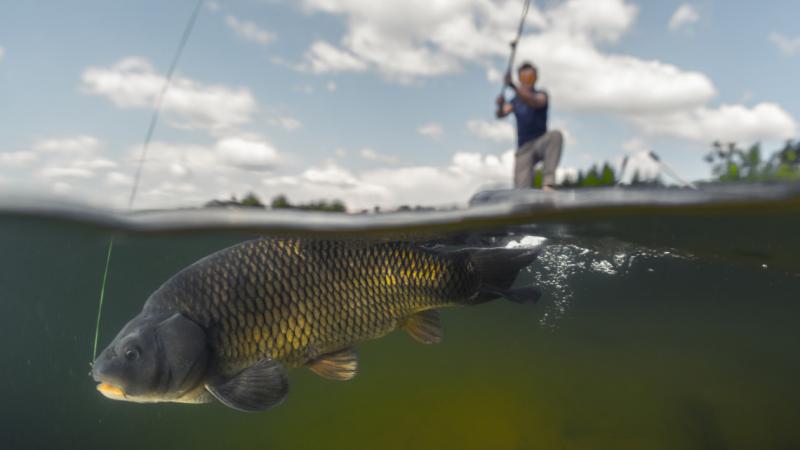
(307, 348, 358, 381)
(206, 358, 289, 412)
(404, 310, 443, 344)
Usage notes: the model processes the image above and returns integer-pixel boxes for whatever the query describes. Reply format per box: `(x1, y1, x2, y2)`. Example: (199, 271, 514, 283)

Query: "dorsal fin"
(404, 310, 443, 344)
(307, 348, 358, 381)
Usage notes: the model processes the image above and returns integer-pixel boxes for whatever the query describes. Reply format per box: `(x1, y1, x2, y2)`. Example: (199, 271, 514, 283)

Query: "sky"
(1, 0, 799, 211)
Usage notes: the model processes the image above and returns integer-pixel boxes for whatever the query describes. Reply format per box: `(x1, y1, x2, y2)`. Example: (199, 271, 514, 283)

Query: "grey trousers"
(514, 130, 563, 188)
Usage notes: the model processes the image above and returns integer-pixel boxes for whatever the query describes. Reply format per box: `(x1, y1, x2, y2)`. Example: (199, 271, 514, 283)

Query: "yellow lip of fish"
(96, 382, 126, 399)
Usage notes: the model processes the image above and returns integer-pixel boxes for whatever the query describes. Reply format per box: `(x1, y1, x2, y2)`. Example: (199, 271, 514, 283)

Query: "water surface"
(1, 186, 799, 450)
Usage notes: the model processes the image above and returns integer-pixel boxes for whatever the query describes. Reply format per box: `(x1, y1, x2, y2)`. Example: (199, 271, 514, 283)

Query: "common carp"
(91, 238, 540, 412)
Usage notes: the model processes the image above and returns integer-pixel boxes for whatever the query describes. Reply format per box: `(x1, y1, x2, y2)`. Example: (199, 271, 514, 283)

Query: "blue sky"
(1, 0, 799, 210)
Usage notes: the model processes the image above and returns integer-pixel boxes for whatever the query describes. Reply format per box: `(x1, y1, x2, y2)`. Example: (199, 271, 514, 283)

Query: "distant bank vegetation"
(705, 140, 800, 182)
(532, 161, 664, 189)
(533, 139, 800, 188)
(206, 140, 800, 212)
(205, 193, 347, 212)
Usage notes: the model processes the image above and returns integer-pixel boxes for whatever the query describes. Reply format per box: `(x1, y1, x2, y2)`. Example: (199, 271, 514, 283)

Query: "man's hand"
(495, 96, 513, 118)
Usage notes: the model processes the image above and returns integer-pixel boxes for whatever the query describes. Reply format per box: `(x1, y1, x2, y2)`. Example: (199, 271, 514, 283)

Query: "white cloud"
(326, 81, 337, 91)
(301, 162, 361, 188)
(769, 32, 800, 56)
(304, 40, 368, 73)
(467, 119, 515, 143)
(417, 122, 444, 140)
(622, 137, 649, 153)
(225, 15, 275, 45)
(302, 0, 487, 80)
(0, 151, 38, 167)
(32, 135, 117, 181)
(2, 133, 574, 211)
(634, 103, 798, 143)
(269, 116, 302, 131)
(206, 1, 220, 12)
(547, 0, 638, 43)
(74, 158, 117, 170)
(33, 135, 101, 157)
(517, 31, 715, 114)
(81, 57, 258, 134)
(668, 4, 700, 31)
(486, 66, 502, 83)
(301, 0, 715, 114)
(0, 46, 4, 62)
(360, 148, 399, 164)
(2, 133, 287, 209)
(52, 182, 72, 195)
(216, 136, 281, 170)
(38, 167, 95, 179)
(1, 135, 115, 184)
(118, 139, 283, 207)
(261, 150, 516, 210)
(106, 172, 133, 187)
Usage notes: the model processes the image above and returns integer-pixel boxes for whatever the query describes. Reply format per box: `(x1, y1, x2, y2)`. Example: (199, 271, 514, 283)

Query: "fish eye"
(124, 347, 141, 361)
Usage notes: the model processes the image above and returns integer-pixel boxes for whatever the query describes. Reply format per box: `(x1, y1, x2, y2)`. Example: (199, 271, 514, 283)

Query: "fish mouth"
(96, 382, 126, 400)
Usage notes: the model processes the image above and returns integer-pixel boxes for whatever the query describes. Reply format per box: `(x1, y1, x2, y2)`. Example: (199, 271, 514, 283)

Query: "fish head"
(92, 312, 209, 403)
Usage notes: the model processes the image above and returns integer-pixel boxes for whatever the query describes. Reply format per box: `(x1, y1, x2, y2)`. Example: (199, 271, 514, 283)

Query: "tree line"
(704, 140, 800, 182)
(205, 139, 800, 211)
(205, 193, 347, 212)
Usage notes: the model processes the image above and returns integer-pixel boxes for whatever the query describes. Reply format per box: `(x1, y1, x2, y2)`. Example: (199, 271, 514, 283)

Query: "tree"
(270, 194, 347, 212)
(270, 194, 291, 209)
(532, 168, 543, 188)
(705, 140, 800, 182)
(205, 192, 265, 208)
(583, 165, 601, 187)
(240, 192, 265, 207)
(600, 162, 616, 186)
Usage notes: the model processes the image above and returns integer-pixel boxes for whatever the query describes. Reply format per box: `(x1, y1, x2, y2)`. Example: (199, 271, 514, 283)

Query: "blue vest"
(512, 88, 548, 147)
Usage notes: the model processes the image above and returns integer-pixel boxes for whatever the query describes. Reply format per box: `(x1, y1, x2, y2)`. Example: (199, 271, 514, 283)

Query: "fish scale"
(92, 235, 540, 411)
(146, 237, 479, 374)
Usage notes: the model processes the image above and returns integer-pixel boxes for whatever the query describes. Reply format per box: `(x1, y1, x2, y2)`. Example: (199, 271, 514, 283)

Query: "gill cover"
(156, 313, 209, 394)
(92, 312, 208, 400)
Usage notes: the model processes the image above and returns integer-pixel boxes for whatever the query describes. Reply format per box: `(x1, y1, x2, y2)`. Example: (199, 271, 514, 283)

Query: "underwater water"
(1, 186, 799, 450)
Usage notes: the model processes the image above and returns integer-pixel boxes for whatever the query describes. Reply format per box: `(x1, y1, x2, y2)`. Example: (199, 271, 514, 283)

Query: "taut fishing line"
(91, 0, 205, 364)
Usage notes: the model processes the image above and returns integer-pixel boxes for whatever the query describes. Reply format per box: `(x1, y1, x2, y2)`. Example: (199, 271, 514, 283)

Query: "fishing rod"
(91, 0, 204, 364)
(616, 151, 697, 189)
(499, 0, 533, 97)
(647, 151, 698, 189)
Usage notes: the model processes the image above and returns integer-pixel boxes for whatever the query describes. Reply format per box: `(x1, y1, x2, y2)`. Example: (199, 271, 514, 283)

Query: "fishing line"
(91, 0, 204, 364)
(91, 238, 114, 362)
(616, 151, 697, 189)
(499, 0, 533, 97)
(648, 151, 698, 189)
(128, 0, 204, 210)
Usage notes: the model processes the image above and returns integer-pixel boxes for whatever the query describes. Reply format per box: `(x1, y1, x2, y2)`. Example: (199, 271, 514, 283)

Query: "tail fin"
(464, 247, 541, 305)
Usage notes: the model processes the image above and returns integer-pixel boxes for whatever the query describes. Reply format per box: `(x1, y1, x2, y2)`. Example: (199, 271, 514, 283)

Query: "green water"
(2, 192, 800, 450)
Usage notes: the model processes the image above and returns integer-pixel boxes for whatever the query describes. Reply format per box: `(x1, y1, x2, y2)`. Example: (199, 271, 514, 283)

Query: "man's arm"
(496, 95, 513, 118)
(503, 71, 548, 109)
(513, 86, 548, 109)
